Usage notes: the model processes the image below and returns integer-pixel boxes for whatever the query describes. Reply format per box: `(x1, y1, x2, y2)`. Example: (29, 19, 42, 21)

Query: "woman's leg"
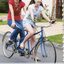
(20, 24, 35, 48)
(10, 29, 18, 42)
(8, 20, 18, 42)
(11, 21, 25, 47)
(17, 21, 25, 46)
(30, 27, 36, 48)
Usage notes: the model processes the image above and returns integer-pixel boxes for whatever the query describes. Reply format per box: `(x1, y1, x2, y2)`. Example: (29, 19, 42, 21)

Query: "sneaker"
(19, 53, 25, 56)
(18, 48, 25, 56)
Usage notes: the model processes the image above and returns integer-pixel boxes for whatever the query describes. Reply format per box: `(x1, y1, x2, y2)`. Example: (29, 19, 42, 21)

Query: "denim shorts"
(22, 19, 35, 28)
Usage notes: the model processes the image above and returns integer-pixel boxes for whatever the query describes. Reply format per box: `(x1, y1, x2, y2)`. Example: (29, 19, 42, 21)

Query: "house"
(22, 0, 62, 19)
(56, 0, 62, 18)
(0, 0, 62, 18)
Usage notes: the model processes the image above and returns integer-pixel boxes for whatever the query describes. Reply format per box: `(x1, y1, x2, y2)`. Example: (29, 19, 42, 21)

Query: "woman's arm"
(9, 4, 15, 28)
(41, 10, 51, 22)
(9, 4, 15, 22)
(20, 7, 26, 19)
(41, 10, 55, 24)
(28, 6, 34, 21)
(23, 7, 26, 14)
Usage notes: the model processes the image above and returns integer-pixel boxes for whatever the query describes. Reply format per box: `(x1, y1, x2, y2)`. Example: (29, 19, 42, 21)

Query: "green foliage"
(0, 20, 7, 25)
(0, 0, 8, 13)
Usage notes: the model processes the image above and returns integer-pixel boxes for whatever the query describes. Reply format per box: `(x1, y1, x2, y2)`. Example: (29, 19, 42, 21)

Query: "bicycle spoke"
(2, 31, 14, 58)
(34, 40, 57, 63)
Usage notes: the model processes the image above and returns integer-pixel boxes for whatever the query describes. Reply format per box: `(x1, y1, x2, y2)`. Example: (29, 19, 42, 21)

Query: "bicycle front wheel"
(34, 39, 57, 63)
(2, 31, 14, 58)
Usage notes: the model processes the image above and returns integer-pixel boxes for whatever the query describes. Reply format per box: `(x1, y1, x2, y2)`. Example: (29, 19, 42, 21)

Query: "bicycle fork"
(40, 27, 47, 57)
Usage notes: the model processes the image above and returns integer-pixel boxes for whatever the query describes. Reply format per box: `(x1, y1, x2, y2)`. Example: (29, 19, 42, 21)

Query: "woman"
(20, 0, 54, 59)
(8, 0, 25, 47)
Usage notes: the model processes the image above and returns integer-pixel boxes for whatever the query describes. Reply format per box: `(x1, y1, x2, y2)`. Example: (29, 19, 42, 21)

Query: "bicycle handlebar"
(34, 19, 56, 28)
(35, 23, 52, 28)
(15, 19, 55, 29)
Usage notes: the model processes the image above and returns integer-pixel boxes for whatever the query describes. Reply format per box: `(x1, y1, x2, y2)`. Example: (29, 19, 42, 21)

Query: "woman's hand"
(11, 21, 16, 28)
(49, 20, 56, 24)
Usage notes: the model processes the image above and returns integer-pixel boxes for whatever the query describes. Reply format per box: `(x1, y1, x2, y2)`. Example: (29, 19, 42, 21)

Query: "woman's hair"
(40, 2, 43, 7)
(29, 0, 43, 7)
(19, 0, 21, 2)
(29, 0, 35, 5)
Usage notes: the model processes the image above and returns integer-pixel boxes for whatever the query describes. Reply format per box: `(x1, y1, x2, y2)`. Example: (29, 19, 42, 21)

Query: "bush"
(0, 0, 8, 13)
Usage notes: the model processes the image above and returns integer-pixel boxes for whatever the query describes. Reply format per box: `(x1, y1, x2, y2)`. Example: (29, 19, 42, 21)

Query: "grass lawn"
(35, 18, 62, 22)
(0, 21, 7, 25)
(0, 18, 62, 25)
(0, 13, 7, 16)
(47, 34, 62, 44)
(0, 13, 7, 25)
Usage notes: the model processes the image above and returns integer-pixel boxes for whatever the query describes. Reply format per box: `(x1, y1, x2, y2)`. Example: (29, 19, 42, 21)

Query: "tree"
(0, 0, 8, 13)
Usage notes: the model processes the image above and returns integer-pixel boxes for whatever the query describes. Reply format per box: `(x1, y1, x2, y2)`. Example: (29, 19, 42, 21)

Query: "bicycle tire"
(2, 31, 14, 58)
(34, 39, 57, 63)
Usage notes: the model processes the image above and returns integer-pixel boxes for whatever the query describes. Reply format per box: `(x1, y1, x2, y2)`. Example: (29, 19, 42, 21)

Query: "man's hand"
(11, 22, 16, 28)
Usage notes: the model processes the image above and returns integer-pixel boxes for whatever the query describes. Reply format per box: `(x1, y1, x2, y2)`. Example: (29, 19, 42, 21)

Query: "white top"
(23, 4, 44, 20)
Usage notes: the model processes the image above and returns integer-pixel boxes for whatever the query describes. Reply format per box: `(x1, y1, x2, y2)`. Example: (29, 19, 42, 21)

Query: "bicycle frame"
(15, 23, 51, 56)
(26, 26, 47, 56)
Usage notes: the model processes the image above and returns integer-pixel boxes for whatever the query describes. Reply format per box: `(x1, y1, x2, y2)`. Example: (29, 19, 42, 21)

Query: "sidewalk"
(36, 22, 63, 36)
(0, 22, 63, 36)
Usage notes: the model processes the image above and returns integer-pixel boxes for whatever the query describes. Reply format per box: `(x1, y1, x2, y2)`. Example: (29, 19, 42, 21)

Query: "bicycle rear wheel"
(2, 31, 14, 58)
(34, 39, 57, 63)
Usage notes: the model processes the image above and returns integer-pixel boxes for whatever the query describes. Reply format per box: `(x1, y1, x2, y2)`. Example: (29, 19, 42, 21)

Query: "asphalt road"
(0, 34, 63, 63)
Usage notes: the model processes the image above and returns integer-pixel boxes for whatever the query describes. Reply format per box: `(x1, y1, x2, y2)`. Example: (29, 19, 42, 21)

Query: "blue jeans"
(8, 20, 25, 45)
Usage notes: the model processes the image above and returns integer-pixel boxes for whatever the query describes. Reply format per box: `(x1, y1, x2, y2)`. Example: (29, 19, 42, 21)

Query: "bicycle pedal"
(24, 49, 30, 54)
(8, 40, 13, 44)
(42, 55, 47, 57)
(13, 49, 17, 53)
